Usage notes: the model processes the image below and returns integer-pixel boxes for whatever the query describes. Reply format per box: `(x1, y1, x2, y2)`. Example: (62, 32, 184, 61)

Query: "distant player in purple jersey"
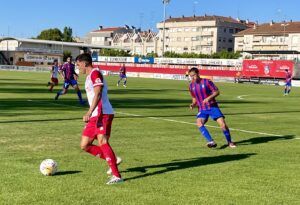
(188, 67, 236, 148)
(284, 69, 292, 96)
(55, 56, 85, 104)
(117, 64, 127, 87)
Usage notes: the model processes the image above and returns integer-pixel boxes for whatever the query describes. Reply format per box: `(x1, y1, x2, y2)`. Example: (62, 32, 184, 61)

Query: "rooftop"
(235, 21, 300, 36)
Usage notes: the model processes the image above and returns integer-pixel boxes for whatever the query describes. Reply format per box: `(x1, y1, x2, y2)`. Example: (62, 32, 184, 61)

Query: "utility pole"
(162, 0, 170, 57)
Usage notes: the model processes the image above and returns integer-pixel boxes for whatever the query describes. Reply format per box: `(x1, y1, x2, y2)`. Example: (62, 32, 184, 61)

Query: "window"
(228, 39, 233, 43)
(177, 37, 181, 42)
(192, 28, 197, 32)
(218, 37, 222, 42)
(184, 37, 190, 42)
(183, 47, 188, 51)
(223, 28, 227, 33)
(184, 28, 190, 32)
(223, 38, 226, 42)
(229, 28, 234, 34)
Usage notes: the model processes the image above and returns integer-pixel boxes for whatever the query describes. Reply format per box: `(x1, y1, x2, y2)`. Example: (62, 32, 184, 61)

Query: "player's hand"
(189, 104, 195, 110)
(83, 111, 92, 122)
(202, 98, 209, 104)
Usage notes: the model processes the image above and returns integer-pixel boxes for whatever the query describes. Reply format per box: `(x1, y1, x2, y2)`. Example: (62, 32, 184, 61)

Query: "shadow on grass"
(219, 135, 295, 149)
(123, 153, 255, 181)
(0, 117, 82, 124)
(54, 171, 82, 176)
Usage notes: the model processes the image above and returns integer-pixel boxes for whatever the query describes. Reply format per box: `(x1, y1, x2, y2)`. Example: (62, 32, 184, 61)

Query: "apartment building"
(112, 31, 158, 55)
(234, 21, 300, 60)
(85, 26, 133, 46)
(156, 15, 248, 55)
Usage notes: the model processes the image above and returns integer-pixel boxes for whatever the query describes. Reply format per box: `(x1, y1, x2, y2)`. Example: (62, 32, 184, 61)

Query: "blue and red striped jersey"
(189, 78, 219, 111)
(60, 63, 76, 81)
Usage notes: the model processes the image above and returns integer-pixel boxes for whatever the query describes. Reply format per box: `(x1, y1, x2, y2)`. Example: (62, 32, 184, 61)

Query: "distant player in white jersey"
(75, 53, 123, 185)
(47, 59, 60, 92)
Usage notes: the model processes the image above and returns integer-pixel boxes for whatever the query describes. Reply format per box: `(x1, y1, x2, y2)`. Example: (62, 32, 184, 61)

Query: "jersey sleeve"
(189, 83, 196, 98)
(90, 70, 104, 87)
(207, 80, 218, 92)
(59, 64, 65, 71)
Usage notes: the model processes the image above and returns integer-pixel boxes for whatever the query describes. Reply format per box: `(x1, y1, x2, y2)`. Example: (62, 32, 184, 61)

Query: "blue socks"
(222, 129, 232, 143)
(77, 90, 83, 103)
(199, 126, 213, 142)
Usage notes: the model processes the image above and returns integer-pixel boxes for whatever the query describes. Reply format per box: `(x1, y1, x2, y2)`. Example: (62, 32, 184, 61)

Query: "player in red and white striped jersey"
(76, 53, 123, 185)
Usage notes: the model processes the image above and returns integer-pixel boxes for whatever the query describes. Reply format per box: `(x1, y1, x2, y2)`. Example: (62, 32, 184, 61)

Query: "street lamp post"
(162, 0, 170, 57)
(281, 22, 289, 59)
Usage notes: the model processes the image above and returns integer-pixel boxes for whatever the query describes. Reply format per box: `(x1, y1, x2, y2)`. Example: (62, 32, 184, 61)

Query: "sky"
(0, 0, 299, 38)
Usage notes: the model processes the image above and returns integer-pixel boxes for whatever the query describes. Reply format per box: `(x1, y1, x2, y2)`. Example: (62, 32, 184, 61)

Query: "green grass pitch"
(0, 70, 299, 204)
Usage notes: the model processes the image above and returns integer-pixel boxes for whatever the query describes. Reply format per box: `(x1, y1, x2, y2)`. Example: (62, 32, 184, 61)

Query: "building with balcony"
(85, 26, 136, 46)
(234, 21, 300, 60)
(156, 15, 249, 56)
(112, 31, 158, 55)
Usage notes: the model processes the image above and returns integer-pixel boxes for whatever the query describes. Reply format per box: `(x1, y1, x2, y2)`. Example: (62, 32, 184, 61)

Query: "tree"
(36, 28, 63, 41)
(36, 27, 74, 42)
(62, 27, 74, 42)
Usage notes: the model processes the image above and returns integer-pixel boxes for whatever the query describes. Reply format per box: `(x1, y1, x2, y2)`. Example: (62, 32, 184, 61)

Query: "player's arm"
(203, 90, 220, 104)
(83, 85, 103, 122)
(203, 80, 220, 103)
(190, 97, 197, 110)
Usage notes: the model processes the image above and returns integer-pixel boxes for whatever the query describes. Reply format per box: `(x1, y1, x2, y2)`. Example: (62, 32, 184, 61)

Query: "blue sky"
(0, 0, 298, 38)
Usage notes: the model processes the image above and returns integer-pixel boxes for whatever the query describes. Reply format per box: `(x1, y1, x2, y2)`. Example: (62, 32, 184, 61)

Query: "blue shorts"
(286, 82, 292, 87)
(119, 74, 127, 79)
(63, 79, 78, 89)
(196, 107, 224, 121)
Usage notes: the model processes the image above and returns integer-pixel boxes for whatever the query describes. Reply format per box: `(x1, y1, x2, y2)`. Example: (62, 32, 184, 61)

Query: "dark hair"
(285, 69, 289, 72)
(76, 53, 92, 66)
(53, 59, 58, 63)
(188, 67, 199, 74)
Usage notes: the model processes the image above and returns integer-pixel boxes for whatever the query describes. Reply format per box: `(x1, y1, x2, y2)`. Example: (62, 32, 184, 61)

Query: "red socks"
(85, 145, 105, 159)
(100, 143, 121, 178)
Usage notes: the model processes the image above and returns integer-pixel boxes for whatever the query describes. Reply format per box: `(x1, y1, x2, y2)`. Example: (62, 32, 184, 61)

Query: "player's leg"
(101, 114, 122, 175)
(81, 118, 105, 159)
(80, 136, 104, 158)
(49, 78, 57, 92)
(196, 112, 216, 148)
(117, 76, 122, 86)
(55, 82, 68, 100)
(97, 115, 122, 182)
(73, 82, 84, 104)
(284, 85, 288, 95)
(287, 85, 291, 94)
(215, 117, 236, 148)
(123, 77, 127, 87)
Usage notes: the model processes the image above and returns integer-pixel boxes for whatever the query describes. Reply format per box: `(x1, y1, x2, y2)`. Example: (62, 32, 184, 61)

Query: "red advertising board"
(92, 63, 240, 77)
(242, 60, 294, 78)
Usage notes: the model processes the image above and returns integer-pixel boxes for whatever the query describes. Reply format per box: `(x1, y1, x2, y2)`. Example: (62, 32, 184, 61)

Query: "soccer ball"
(39, 159, 58, 176)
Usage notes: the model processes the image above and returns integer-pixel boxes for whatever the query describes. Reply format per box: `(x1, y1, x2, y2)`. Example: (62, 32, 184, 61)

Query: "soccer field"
(0, 70, 299, 205)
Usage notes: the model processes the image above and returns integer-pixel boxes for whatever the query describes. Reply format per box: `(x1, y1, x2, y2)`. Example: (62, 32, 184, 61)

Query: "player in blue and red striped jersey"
(284, 69, 292, 96)
(188, 67, 236, 148)
(54, 56, 85, 104)
(117, 64, 127, 87)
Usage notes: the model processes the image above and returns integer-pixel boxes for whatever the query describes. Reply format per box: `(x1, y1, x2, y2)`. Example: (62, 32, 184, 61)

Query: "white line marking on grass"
(116, 112, 285, 137)
(27, 100, 293, 138)
(237, 95, 250, 100)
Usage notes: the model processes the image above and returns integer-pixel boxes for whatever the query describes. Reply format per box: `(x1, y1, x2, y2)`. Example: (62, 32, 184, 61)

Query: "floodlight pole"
(162, 0, 170, 57)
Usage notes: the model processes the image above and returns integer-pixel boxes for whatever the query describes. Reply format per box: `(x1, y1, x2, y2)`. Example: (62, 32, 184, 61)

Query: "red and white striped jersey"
(85, 68, 114, 117)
